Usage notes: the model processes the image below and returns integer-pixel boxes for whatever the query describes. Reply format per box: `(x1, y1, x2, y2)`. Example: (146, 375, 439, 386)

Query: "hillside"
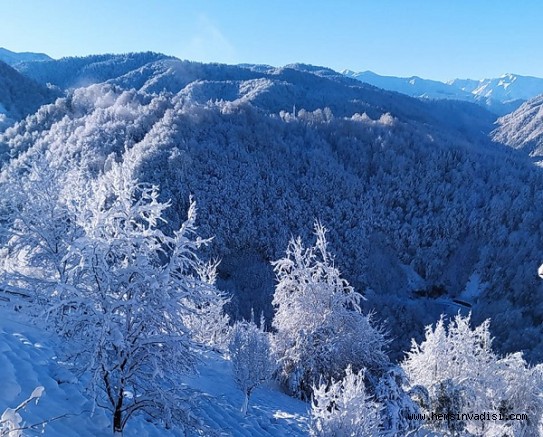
(13, 52, 175, 90)
(0, 60, 59, 129)
(492, 94, 543, 157)
(0, 47, 51, 66)
(2, 54, 543, 365)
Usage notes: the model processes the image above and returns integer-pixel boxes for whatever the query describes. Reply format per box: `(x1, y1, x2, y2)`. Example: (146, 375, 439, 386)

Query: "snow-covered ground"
(0, 308, 309, 436)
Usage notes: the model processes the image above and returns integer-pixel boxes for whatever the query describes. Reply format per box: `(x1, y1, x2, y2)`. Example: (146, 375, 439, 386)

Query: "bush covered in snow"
(310, 365, 381, 437)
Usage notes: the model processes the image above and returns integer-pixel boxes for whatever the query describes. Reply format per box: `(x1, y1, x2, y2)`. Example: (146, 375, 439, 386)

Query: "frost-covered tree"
(374, 367, 421, 436)
(402, 314, 495, 435)
(1, 155, 226, 433)
(491, 352, 543, 437)
(272, 222, 387, 399)
(310, 365, 381, 437)
(62, 160, 226, 432)
(0, 157, 82, 309)
(402, 313, 543, 436)
(181, 273, 231, 351)
(228, 320, 272, 415)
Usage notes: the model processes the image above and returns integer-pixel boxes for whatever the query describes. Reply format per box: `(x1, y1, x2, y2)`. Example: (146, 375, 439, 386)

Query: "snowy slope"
(0, 311, 112, 436)
(491, 94, 543, 157)
(0, 306, 309, 436)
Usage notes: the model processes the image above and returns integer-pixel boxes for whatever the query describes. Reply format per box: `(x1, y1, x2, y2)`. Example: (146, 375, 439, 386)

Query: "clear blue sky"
(1, 0, 542, 81)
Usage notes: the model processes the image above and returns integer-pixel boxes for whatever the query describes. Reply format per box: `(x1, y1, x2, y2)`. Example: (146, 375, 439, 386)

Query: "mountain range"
(343, 69, 543, 115)
(0, 47, 51, 66)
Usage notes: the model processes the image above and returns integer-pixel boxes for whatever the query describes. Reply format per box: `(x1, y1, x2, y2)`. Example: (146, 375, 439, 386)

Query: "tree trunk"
(113, 394, 124, 434)
(241, 391, 249, 416)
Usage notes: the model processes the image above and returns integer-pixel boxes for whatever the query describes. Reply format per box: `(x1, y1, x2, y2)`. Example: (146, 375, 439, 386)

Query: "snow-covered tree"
(1, 156, 226, 433)
(271, 222, 387, 399)
(182, 274, 231, 351)
(402, 313, 543, 436)
(0, 157, 82, 310)
(402, 314, 495, 434)
(491, 352, 543, 437)
(228, 320, 272, 415)
(374, 367, 421, 436)
(310, 365, 381, 437)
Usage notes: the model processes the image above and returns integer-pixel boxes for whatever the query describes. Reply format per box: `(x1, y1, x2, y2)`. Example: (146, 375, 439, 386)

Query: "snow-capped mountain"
(449, 73, 543, 103)
(344, 70, 543, 115)
(492, 94, 543, 157)
(342, 69, 474, 101)
(0, 47, 51, 66)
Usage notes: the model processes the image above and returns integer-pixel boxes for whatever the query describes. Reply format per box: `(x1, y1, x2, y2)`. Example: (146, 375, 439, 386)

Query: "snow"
(345, 70, 543, 115)
(0, 307, 309, 436)
(0, 312, 111, 436)
(459, 272, 485, 302)
(182, 351, 309, 436)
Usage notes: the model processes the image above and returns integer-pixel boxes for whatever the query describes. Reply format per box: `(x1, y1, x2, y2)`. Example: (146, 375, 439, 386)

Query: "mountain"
(9, 53, 497, 143)
(0, 47, 51, 66)
(342, 69, 474, 101)
(0, 60, 60, 129)
(343, 70, 543, 115)
(449, 73, 543, 103)
(491, 94, 543, 157)
(13, 52, 175, 89)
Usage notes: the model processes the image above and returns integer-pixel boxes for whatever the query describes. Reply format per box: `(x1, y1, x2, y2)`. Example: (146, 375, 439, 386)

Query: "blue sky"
(1, 0, 542, 81)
